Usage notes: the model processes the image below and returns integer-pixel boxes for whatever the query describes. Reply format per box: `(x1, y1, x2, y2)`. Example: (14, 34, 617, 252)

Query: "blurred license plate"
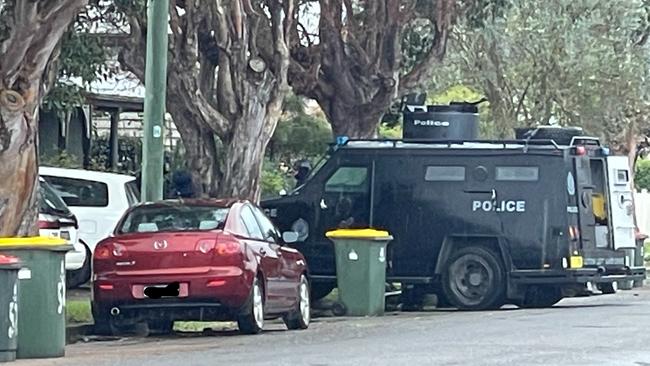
(132, 283, 189, 299)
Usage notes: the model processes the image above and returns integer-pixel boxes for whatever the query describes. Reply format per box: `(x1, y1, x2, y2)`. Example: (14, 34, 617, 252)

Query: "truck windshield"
(292, 154, 330, 192)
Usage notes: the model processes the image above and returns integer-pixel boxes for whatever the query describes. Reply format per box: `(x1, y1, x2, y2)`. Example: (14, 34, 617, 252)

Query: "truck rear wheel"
(441, 246, 506, 310)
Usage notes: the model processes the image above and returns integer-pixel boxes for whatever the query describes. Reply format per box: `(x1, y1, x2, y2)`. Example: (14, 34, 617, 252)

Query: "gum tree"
(289, 0, 459, 138)
(118, 0, 295, 200)
(0, 1, 87, 236)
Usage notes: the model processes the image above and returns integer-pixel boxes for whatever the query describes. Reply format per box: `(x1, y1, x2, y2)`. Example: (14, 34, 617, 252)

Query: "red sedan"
(91, 199, 311, 335)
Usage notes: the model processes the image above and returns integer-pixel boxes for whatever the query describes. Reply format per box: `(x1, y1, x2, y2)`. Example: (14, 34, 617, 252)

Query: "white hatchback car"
(39, 167, 140, 254)
(39, 177, 89, 287)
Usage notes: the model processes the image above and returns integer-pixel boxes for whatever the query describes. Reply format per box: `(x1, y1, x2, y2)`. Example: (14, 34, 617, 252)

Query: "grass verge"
(67, 299, 93, 324)
(174, 322, 236, 332)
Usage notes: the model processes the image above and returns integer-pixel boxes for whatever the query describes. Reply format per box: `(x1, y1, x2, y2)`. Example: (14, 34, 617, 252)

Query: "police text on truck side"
(413, 120, 450, 127)
(472, 200, 526, 213)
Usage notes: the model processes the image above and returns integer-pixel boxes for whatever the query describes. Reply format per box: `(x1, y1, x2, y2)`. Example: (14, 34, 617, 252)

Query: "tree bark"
(0, 91, 39, 236)
(0, 0, 87, 236)
(327, 100, 386, 138)
(290, 0, 457, 139)
(119, 0, 293, 202)
(220, 80, 282, 200)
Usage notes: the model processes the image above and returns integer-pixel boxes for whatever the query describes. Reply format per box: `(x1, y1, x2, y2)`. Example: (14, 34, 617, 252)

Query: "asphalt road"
(16, 288, 650, 366)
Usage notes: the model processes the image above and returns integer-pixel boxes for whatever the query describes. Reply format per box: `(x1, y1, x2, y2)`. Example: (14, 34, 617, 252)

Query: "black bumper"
(510, 266, 646, 285)
(102, 300, 233, 323)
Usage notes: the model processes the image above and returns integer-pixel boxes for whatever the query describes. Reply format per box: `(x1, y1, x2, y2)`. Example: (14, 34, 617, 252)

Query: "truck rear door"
(606, 156, 635, 249)
(574, 156, 596, 250)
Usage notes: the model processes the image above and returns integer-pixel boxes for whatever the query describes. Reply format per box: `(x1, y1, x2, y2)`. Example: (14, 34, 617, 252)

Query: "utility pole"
(141, 0, 169, 202)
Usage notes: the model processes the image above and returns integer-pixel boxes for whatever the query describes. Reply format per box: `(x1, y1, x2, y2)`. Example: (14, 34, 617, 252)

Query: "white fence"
(636, 190, 650, 235)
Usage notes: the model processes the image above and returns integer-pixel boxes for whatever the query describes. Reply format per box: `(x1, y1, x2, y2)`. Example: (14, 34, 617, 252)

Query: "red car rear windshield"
(118, 205, 230, 234)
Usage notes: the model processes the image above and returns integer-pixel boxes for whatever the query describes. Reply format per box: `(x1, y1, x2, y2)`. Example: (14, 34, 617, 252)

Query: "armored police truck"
(262, 104, 645, 310)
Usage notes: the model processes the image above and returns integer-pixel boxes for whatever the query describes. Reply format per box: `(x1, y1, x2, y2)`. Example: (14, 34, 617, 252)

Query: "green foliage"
(635, 159, 650, 191)
(261, 160, 291, 199)
(428, 85, 499, 138)
(378, 124, 402, 139)
(461, 0, 510, 29)
(43, 3, 116, 117)
(66, 300, 92, 324)
(268, 95, 332, 164)
(430, 0, 650, 142)
(88, 135, 142, 175)
(402, 19, 435, 74)
(40, 150, 83, 169)
(262, 95, 332, 197)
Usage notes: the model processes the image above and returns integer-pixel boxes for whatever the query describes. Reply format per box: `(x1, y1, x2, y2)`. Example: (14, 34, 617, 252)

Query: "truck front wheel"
(441, 246, 506, 310)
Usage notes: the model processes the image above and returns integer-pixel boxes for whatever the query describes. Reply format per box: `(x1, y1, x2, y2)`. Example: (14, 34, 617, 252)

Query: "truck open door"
(606, 156, 635, 250)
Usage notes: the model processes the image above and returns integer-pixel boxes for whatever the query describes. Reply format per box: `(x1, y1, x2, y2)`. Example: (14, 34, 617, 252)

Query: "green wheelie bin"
(0, 237, 71, 359)
(0, 255, 20, 363)
(326, 229, 393, 316)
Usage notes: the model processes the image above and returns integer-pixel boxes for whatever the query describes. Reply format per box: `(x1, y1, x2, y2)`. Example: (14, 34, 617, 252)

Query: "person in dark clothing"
(294, 160, 311, 188)
(170, 170, 194, 198)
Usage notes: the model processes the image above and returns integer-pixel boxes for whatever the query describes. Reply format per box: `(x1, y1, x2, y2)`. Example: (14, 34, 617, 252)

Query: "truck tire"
(515, 285, 563, 308)
(400, 285, 426, 311)
(441, 246, 506, 310)
(599, 282, 617, 294)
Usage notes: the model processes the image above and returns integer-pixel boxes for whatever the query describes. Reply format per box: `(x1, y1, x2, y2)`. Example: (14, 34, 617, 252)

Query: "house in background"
(38, 92, 180, 170)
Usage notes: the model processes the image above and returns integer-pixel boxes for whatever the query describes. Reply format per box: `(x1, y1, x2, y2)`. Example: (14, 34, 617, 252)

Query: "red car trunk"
(95, 231, 243, 275)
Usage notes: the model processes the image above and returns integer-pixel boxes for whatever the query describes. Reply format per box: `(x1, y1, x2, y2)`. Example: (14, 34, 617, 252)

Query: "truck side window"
(325, 167, 368, 193)
(495, 166, 539, 181)
(424, 166, 465, 181)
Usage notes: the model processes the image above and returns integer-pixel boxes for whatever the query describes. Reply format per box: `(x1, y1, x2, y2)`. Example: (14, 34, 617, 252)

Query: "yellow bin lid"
(0, 236, 72, 251)
(326, 229, 392, 240)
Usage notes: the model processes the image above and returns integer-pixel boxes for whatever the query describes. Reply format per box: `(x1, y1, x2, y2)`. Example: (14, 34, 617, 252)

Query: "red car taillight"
(215, 241, 241, 256)
(95, 242, 128, 259)
(95, 245, 111, 259)
(195, 239, 216, 254)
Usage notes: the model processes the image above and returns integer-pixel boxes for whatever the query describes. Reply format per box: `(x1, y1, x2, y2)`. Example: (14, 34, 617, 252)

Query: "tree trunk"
(327, 101, 385, 139)
(0, 92, 39, 236)
(0, 0, 87, 236)
(165, 80, 220, 197)
(172, 118, 220, 197)
(219, 85, 283, 201)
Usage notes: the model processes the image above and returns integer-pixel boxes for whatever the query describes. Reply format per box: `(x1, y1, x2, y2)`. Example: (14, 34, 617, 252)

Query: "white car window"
(41, 175, 109, 207)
